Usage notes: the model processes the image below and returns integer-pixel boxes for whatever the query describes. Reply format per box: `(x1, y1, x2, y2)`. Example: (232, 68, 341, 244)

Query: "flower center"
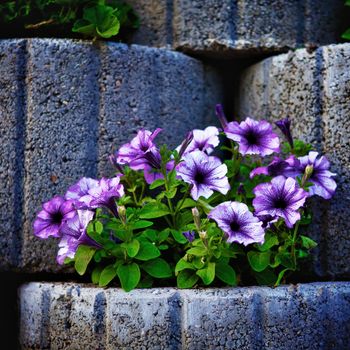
(194, 171, 205, 184)
(245, 130, 258, 145)
(52, 211, 63, 224)
(274, 198, 287, 209)
(230, 221, 240, 232)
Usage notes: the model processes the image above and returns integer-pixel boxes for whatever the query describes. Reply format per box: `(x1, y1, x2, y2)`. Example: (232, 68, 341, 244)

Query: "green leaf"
(254, 268, 276, 286)
(91, 266, 104, 284)
(176, 198, 196, 211)
(275, 252, 295, 269)
(121, 239, 140, 258)
(175, 258, 194, 273)
(139, 202, 170, 219)
(196, 262, 215, 285)
(117, 263, 141, 292)
(187, 247, 207, 256)
(300, 235, 317, 249)
(170, 229, 188, 244)
(247, 251, 271, 272)
(256, 233, 279, 252)
(94, 221, 103, 234)
(74, 245, 96, 275)
(149, 178, 165, 189)
(177, 270, 199, 288)
(131, 220, 154, 230)
(215, 262, 237, 286)
(142, 258, 172, 278)
(137, 275, 154, 288)
(99, 264, 118, 287)
(274, 268, 291, 286)
(135, 241, 160, 261)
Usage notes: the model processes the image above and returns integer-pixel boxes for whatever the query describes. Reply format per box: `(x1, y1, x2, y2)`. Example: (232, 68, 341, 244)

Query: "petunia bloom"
(253, 176, 308, 228)
(250, 156, 299, 179)
(294, 152, 336, 199)
(208, 201, 265, 246)
(33, 196, 76, 239)
(65, 177, 99, 202)
(224, 118, 280, 156)
(179, 126, 220, 155)
(275, 117, 294, 148)
(176, 151, 230, 200)
(182, 231, 195, 243)
(57, 210, 100, 264)
(80, 177, 124, 217)
(116, 128, 162, 170)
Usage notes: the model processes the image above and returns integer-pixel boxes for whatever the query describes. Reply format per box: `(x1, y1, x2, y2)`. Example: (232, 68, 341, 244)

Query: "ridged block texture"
(236, 43, 350, 278)
(128, 0, 347, 58)
(0, 38, 222, 273)
(20, 282, 350, 349)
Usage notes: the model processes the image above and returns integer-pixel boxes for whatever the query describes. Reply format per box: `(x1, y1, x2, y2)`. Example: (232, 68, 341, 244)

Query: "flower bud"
(215, 104, 228, 129)
(199, 230, 207, 240)
(275, 117, 294, 148)
(192, 207, 201, 230)
(117, 205, 127, 225)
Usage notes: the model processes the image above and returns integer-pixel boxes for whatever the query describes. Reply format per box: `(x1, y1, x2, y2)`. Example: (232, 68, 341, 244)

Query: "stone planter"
(128, 0, 348, 58)
(0, 38, 223, 273)
(236, 43, 350, 279)
(20, 282, 350, 349)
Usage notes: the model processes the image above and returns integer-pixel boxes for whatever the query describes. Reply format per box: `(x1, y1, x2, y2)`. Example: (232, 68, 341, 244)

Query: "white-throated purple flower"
(253, 176, 308, 228)
(224, 118, 280, 156)
(182, 231, 195, 243)
(294, 151, 337, 199)
(208, 201, 265, 246)
(116, 128, 162, 170)
(80, 177, 124, 217)
(250, 156, 299, 179)
(57, 210, 100, 264)
(33, 196, 76, 239)
(176, 151, 230, 200)
(65, 177, 99, 203)
(178, 126, 220, 155)
(275, 117, 294, 148)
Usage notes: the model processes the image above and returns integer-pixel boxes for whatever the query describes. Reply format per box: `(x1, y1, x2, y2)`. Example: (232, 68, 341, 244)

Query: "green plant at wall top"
(342, 0, 350, 40)
(0, 0, 139, 40)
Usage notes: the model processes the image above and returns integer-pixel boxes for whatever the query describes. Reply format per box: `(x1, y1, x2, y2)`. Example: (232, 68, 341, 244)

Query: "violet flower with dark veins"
(176, 151, 230, 200)
(183, 231, 195, 243)
(224, 118, 280, 156)
(116, 128, 162, 170)
(250, 156, 299, 179)
(275, 117, 294, 148)
(80, 177, 124, 217)
(33, 196, 76, 239)
(57, 210, 100, 264)
(253, 176, 308, 228)
(208, 201, 265, 246)
(65, 177, 99, 202)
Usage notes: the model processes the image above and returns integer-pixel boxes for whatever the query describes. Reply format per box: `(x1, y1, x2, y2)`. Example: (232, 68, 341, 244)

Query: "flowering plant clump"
(33, 105, 337, 292)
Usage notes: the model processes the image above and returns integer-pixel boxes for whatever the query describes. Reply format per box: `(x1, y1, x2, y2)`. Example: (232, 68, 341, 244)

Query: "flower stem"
(291, 220, 300, 269)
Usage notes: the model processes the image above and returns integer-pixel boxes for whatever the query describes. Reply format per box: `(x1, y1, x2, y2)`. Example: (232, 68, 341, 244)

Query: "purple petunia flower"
(208, 201, 265, 246)
(33, 196, 76, 239)
(116, 128, 162, 170)
(250, 156, 299, 179)
(224, 118, 280, 156)
(183, 231, 195, 242)
(80, 177, 124, 217)
(57, 210, 100, 264)
(293, 151, 337, 199)
(215, 104, 228, 129)
(275, 117, 294, 148)
(253, 176, 308, 228)
(65, 177, 99, 203)
(178, 126, 220, 155)
(176, 151, 230, 200)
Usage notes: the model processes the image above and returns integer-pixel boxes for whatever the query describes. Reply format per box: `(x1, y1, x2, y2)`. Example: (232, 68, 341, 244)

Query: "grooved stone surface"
(0, 38, 222, 273)
(237, 43, 350, 278)
(20, 282, 350, 350)
(128, 0, 347, 58)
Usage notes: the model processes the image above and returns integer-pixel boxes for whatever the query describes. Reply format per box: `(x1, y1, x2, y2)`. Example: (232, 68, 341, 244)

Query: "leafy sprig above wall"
(0, 0, 139, 40)
(342, 0, 350, 40)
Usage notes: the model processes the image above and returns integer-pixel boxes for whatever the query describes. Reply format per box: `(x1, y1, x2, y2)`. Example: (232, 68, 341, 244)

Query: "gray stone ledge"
(236, 43, 350, 278)
(20, 282, 350, 349)
(0, 38, 222, 273)
(128, 0, 348, 58)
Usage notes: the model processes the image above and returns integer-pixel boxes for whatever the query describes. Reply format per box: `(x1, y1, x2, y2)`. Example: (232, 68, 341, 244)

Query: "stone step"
(128, 0, 348, 58)
(236, 43, 350, 278)
(20, 282, 350, 349)
(0, 38, 222, 273)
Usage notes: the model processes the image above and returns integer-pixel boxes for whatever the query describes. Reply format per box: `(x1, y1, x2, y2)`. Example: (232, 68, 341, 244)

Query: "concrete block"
(0, 38, 222, 273)
(237, 43, 350, 278)
(128, 0, 347, 58)
(19, 282, 350, 349)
